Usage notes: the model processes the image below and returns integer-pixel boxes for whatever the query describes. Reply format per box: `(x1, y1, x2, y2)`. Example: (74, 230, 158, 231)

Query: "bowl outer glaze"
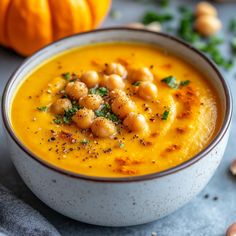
(2, 28, 232, 226)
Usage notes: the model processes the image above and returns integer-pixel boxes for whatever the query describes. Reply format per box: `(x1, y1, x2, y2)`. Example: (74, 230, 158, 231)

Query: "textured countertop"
(1, 0, 236, 235)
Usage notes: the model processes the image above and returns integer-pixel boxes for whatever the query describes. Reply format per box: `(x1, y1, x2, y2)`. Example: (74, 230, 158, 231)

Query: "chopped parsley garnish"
(142, 11, 173, 25)
(160, 0, 169, 7)
(229, 18, 236, 34)
(162, 110, 169, 120)
(231, 38, 236, 54)
(161, 76, 190, 89)
(177, 7, 200, 43)
(132, 81, 141, 86)
(118, 142, 125, 148)
(80, 139, 89, 145)
(179, 80, 190, 87)
(89, 87, 108, 97)
(95, 103, 121, 124)
(53, 103, 81, 125)
(161, 76, 179, 89)
(176, 6, 233, 70)
(37, 106, 48, 112)
(53, 115, 63, 124)
(62, 72, 71, 80)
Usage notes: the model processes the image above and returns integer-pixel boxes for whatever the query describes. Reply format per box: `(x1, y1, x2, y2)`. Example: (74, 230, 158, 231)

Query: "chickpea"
(138, 82, 158, 100)
(111, 96, 136, 118)
(72, 108, 95, 129)
(109, 89, 127, 100)
(226, 222, 236, 236)
(91, 117, 117, 138)
(65, 81, 88, 100)
(146, 22, 162, 32)
(50, 98, 72, 115)
(230, 159, 236, 176)
(103, 74, 125, 90)
(195, 15, 222, 37)
(123, 112, 149, 132)
(104, 62, 127, 78)
(195, 2, 217, 17)
(79, 94, 104, 110)
(129, 67, 154, 82)
(80, 71, 100, 88)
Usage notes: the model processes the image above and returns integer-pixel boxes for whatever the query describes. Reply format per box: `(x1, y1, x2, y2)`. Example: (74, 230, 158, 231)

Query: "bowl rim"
(2, 27, 233, 183)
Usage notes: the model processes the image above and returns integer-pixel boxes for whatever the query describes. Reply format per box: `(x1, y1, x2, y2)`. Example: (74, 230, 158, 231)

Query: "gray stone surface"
(0, 0, 236, 235)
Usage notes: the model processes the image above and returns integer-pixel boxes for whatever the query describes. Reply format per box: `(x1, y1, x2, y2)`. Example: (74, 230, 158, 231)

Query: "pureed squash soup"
(11, 42, 222, 177)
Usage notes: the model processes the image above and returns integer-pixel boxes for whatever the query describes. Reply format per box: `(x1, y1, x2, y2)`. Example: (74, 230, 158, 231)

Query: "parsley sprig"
(95, 103, 121, 124)
(161, 76, 190, 89)
(62, 72, 71, 81)
(89, 87, 108, 97)
(162, 110, 169, 120)
(132, 81, 141, 86)
(142, 11, 173, 25)
(53, 102, 81, 125)
(37, 106, 48, 112)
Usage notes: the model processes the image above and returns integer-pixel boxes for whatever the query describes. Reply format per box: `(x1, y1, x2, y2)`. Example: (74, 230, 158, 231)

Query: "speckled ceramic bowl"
(2, 28, 232, 226)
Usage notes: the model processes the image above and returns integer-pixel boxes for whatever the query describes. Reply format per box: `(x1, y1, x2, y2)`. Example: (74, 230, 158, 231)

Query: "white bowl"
(1, 28, 232, 227)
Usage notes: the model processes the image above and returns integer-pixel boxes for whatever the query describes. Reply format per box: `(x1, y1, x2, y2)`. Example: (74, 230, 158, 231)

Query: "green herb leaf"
(63, 104, 81, 122)
(89, 87, 108, 97)
(80, 139, 89, 145)
(161, 76, 179, 89)
(223, 59, 234, 71)
(53, 115, 63, 124)
(231, 38, 236, 54)
(52, 103, 81, 125)
(229, 18, 236, 34)
(160, 0, 169, 7)
(62, 72, 71, 80)
(177, 7, 200, 43)
(118, 142, 125, 148)
(95, 103, 121, 124)
(180, 80, 190, 87)
(162, 110, 169, 120)
(37, 106, 48, 112)
(142, 11, 173, 25)
(132, 81, 141, 86)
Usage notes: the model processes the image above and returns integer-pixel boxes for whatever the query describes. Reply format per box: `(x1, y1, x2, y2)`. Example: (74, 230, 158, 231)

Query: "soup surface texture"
(11, 43, 221, 177)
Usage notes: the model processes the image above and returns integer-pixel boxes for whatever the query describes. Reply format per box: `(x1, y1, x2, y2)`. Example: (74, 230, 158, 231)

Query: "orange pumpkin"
(0, 0, 111, 56)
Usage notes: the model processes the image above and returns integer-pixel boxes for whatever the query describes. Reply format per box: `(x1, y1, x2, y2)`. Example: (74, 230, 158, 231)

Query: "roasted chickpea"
(123, 112, 149, 132)
(72, 108, 95, 129)
(91, 117, 117, 138)
(50, 98, 72, 115)
(129, 67, 154, 82)
(65, 81, 88, 100)
(227, 222, 236, 236)
(111, 96, 136, 118)
(138, 82, 158, 100)
(103, 74, 125, 90)
(109, 89, 127, 100)
(195, 15, 222, 36)
(146, 22, 162, 32)
(79, 94, 104, 110)
(80, 71, 100, 88)
(104, 62, 127, 78)
(195, 2, 217, 17)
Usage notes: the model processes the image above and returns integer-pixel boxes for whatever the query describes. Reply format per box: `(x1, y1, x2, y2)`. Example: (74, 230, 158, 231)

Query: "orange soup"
(11, 43, 221, 177)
